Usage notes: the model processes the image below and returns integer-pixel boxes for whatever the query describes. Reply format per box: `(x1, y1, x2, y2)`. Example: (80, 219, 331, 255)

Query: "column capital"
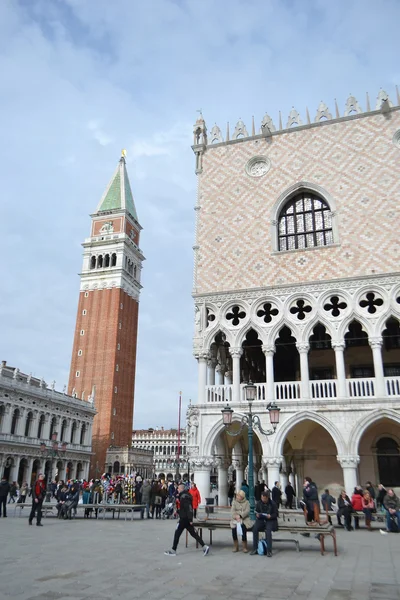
(229, 347, 243, 358)
(232, 458, 243, 469)
(194, 351, 210, 361)
(369, 337, 383, 349)
(262, 344, 276, 355)
(332, 341, 345, 351)
(214, 457, 231, 469)
(262, 456, 283, 469)
(191, 455, 214, 469)
(296, 343, 310, 353)
(337, 455, 360, 468)
(215, 364, 226, 374)
(207, 359, 218, 368)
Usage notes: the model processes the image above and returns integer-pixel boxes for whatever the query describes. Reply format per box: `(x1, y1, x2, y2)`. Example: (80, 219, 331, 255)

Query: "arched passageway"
(358, 417, 400, 488)
(282, 419, 343, 497)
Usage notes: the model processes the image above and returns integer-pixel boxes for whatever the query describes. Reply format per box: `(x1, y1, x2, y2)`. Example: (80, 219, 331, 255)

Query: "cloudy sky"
(0, 0, 399, 428)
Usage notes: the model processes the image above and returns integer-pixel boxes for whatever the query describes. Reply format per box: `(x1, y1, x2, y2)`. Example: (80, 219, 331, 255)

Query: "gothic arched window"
(278, 192, 333, 251)
(11, 409, 20, 435)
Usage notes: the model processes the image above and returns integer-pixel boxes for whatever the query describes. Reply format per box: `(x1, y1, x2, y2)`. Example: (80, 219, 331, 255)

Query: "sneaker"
(164, 549, 176, 556)
(203, 545, 210, 556)
(267, 550, 272, 557)
(250, 550, 258, 555)
(380, 529, 389, 535)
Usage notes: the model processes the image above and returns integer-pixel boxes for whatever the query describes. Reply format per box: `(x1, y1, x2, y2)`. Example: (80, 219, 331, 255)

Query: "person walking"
(250, 490, 278, 557)
(29, 473, 46, 526)
(230, 490, 251, 553)
(189, 482, 201, 519)
(0, 476, 10, 517)
(17, 482, 29, 506)
(285, 483, 295, 509)
(8, 481, 18, 503)
(164, 484, 209, 556)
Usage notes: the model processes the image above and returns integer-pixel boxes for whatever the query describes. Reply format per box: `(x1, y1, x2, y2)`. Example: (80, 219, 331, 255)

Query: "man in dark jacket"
(29, 474, 46, 526)
(0, 477, 11, 517)
(250, 490, 278, 557)
(272, 482, 282, 507)
(303, 477, 319, 522)
(285, 483, 295, 509)
(164, 484, 210, 556)
(383, 489, 400, 532)
(321, 488, 336, 524)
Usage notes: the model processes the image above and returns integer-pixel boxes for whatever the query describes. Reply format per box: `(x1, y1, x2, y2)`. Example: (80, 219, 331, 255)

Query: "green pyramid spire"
(96, 156, 138, 222)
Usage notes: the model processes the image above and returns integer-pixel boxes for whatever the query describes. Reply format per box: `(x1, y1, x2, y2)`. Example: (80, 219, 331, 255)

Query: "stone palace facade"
(188, 88, 400, 504)
(0, 361, 95, 484)
(132, 427, 187, 479)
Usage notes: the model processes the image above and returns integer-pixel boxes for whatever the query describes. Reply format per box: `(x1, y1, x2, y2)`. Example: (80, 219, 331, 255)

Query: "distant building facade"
(0, 361, 95, 484)
(189, 88, 400, 504)
(68, 155, 144, 476)
(132, 427, 187, 479)
(105, 445, 153, 479)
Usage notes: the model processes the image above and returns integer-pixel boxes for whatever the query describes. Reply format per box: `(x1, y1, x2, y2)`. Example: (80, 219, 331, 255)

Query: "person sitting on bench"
(250, 490, 278, 557)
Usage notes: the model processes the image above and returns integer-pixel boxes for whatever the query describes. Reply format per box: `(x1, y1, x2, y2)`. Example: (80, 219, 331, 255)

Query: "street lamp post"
(40, 431, 67, 497)
(221, 382, 280, 520)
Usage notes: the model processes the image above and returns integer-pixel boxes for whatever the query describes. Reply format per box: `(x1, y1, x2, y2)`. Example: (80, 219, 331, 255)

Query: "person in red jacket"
(189, 482, 201, 518)
(29, 474, 46, 526)
(351, 486, 364, 530)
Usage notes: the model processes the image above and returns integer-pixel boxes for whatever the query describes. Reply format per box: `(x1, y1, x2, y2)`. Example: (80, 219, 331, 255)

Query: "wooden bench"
(187, 505, 337, 556)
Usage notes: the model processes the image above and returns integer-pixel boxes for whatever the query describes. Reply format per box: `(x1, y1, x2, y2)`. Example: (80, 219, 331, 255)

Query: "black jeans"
(29, 500, 43, 524)
(0, 497, 7, 516)
(172, 518, 204, 551)
(232, 523, 247, 541)
(285, 497, 293, 509)
(252, 519, 275, 550)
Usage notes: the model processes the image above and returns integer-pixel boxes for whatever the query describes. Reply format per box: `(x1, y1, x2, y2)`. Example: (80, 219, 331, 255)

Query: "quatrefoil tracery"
(226, 305, 247, 326)
(290, 299, 312, 321)
(359, 292, 384, 314)
(257, 302, 279, 323)
(206, 308, 216, 326)
(323, 295, 347, 317)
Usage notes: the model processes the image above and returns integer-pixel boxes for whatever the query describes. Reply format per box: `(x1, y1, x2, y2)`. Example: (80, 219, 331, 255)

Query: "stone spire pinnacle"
(95, 154, 138, 222)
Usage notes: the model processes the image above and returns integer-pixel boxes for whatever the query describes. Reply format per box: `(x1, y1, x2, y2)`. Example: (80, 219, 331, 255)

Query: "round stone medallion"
(245, 155, 271, 178)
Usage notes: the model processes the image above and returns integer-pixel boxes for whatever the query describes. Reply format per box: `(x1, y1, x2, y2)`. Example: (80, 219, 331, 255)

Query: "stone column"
(232, 459, 244, 491)
(216, 365, 225, 385)
(86, 423, 93, 448)
(332, 341, 347, 398)
(2, 403, 13, 434)
(216, 459, 229, 506)
(64, 418, 72, 444)
(337, 455, 360, 495)
(10, 456, 20, 483)
(280, 458, 288, 492)
(42, 414, 51, 441)
(51, 458, 58, 480)
(207, 359, 217, 386)
(261, 465, 268, 484)
(262, 345, 275, 403)
(369, 337, 386, 396)
(26, 457, 34, 484)
(225, 370, 233, 385)
(192, 457, 212, 505)
(196, 352, 209, 404)
(264, 457, 282, 490)
(230, 348, 243, 404)
(296, 343, 310, 400)
(15, 408, 25, 436)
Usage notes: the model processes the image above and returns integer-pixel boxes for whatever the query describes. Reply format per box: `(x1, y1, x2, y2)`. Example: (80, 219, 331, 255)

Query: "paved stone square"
(0, 514, 399, 600)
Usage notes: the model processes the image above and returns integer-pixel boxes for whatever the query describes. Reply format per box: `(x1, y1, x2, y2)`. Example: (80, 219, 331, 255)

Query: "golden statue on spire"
(121, 149, 127, 158)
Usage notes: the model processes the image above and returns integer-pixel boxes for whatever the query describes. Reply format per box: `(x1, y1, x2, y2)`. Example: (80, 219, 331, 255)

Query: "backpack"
(257, 539, 268, 555)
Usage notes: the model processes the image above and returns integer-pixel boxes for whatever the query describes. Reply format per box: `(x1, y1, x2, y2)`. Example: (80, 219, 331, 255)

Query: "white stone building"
(105, 445, 154, 479)
(132, 427, 188, 479)
(0, 361, 95, 484)
(188, 89, 400, 505)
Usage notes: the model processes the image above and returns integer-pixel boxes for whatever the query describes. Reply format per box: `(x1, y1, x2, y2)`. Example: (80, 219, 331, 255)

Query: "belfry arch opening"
(240, 329, 264, 383)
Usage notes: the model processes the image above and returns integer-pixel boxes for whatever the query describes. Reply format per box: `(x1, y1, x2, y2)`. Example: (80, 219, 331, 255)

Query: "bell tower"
(68, 153, 144, 475)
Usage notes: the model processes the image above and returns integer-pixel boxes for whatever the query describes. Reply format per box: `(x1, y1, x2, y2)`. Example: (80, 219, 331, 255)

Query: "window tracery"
(278, 192, 333, 252)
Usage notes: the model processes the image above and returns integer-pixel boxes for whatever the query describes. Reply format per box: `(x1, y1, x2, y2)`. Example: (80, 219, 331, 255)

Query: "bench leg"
(186, 530, 188, 548)
(320, 534, 325, 555)
(209, 530, 212, 546)
(295, 540, 300, 552)
(331, 531, 338, 557)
